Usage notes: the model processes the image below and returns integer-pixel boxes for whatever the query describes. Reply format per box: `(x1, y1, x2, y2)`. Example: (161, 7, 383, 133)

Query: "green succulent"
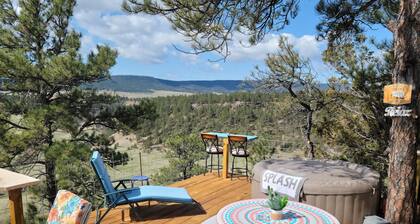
(267, 186, 288, 211)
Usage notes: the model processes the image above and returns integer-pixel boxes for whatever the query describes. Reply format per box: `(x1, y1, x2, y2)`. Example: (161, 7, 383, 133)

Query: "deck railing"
(0, 137, 304, 223)
(0, 168, 40, 224)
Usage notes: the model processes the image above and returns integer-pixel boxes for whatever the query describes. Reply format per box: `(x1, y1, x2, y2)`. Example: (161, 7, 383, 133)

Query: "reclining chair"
(90, 151, 194, 223)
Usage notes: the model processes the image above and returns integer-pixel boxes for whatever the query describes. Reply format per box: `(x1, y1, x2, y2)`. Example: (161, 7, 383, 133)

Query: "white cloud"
(282, 33, 329, 75)
(72, 1, 326, 73)
(173, 51, 199, 64)
(283, 34, 324, 61)
(226, 32, 328, 74)
(75, 0, 123, 13)
(80, 34, 94, 54)
(229, 33, 279, 61)
(73, 0, 186, 63)
(229, 33, 325, 62)
(206, 62, 223, 71)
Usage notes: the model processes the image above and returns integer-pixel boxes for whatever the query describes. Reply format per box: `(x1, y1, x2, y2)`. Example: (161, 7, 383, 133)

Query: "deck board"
(87, 173, 251, 224)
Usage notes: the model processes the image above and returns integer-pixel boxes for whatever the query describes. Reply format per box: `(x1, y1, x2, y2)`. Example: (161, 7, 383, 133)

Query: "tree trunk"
(305, 110, 315, 159)
(386, 119, 417, 223)
(45, 160, 57, 206)
(45, 120, 57, 207)
(385, 1, 419, 223)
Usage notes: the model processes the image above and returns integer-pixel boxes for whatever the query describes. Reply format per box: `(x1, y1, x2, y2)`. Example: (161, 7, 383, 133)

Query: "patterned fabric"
(216, 199, 340, 224)
(206, 146, 223, 153)
(47, 190, 92, 224)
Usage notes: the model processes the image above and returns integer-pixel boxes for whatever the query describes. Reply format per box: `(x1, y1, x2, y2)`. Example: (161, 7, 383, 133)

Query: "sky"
(72, 0, 392, 81)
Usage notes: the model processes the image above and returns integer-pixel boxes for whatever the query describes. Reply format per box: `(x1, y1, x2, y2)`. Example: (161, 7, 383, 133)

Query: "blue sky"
(72, 0, 392, 81)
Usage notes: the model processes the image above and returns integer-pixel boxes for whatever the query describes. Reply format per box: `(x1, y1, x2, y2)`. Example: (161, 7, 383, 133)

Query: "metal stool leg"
(231, 156, 235, 180)
(210, 154, 213, 173)
(204, 154, 208, 175)
(217, 154, 220, 176)
(245, 156, 249, 181)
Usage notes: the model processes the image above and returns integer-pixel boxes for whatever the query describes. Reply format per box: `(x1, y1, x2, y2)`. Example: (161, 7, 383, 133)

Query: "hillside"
(134, 91, 305, 149)
(85, 75, 249, 93)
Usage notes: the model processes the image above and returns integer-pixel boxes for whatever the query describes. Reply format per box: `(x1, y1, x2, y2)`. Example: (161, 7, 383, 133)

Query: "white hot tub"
(252, 159, 380, 224)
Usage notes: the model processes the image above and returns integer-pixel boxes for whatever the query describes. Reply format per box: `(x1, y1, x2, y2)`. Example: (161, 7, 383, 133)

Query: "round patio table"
(216, 199, 340, 224)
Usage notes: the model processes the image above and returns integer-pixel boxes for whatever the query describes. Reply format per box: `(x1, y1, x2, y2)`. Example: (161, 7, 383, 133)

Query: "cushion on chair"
(47, 190, 92, 224)
(116, 186, 193, 205)
(206, 146, 223, 153)
(231, 150, 248, 156)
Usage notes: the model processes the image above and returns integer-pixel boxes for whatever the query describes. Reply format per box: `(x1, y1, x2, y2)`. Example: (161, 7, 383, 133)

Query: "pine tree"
(125, 1, 419, 221)
(253, 36, 335, 159)
(0, 0, 156, 207)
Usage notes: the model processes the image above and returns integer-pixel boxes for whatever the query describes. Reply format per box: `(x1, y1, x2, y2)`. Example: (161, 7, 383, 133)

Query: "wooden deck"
(88, 173, 251, 224)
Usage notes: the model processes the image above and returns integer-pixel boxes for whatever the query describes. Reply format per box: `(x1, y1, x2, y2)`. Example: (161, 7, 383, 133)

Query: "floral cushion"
(47, 190, 92, 224)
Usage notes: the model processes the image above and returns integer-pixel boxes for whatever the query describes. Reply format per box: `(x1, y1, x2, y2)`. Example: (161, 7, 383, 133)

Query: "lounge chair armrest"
(112, 178, 132, 183)
(104, 188, 137, 197)
(112, 178, 132, 189)
(103, 188, 138, 206)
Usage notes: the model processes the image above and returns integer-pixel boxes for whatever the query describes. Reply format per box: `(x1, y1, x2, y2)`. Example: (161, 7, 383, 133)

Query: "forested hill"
(136, 92, 305, 148)
(86, 75, 249, 93)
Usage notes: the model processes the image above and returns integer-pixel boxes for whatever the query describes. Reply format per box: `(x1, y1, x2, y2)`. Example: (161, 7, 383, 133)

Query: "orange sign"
(383, 84, 412, 105)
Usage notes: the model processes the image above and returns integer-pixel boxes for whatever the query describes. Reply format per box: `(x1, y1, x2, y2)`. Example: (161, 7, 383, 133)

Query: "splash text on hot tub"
(261, 170, 305, 199)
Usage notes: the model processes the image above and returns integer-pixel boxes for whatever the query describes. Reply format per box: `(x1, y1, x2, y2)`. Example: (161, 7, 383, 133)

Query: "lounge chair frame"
(90, 151, 196, 224)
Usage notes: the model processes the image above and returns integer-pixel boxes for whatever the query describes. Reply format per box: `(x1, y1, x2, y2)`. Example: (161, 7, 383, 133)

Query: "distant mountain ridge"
(86, 75, 248, 93)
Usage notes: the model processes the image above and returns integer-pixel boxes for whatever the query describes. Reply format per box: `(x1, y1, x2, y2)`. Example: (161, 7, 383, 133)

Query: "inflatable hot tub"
(252, 159, 380, 224)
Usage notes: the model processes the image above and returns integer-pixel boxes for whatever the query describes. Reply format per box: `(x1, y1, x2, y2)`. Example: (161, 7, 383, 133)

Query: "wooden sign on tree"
(383, 83, 412, 105)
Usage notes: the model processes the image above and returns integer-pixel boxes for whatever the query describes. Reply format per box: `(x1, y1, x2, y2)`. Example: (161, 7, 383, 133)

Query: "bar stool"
(228, 135, 249, 180)
(201, 133, 223, 176)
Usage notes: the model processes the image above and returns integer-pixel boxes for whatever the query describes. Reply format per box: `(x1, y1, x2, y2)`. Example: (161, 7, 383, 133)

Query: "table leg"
(222, 138, 229, 179)
(8, 188, 24, 224)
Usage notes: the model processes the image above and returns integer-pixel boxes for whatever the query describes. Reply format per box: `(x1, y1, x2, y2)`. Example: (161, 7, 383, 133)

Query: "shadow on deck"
(88, 173, 251, 224)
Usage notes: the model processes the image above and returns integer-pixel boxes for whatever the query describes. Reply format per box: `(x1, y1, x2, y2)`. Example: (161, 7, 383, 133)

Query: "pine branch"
(0, 118, 29, 130)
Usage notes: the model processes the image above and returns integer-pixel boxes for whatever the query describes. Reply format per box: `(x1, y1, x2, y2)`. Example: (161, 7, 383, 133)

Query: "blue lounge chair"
(90, 151, 194, 223)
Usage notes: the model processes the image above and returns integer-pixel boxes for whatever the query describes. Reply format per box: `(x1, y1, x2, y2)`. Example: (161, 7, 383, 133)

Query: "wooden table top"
(203, 132, 258, 141)
(0, 168, 40, 192)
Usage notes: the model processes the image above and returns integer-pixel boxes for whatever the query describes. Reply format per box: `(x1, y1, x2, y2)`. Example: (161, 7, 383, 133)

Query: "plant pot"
(270, 209, 283, 221)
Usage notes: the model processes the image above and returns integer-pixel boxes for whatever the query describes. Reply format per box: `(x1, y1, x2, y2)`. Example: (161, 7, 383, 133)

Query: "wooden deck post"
(222, 138, 229, 179)
(0, 168, 40, 224)
(8, 188, 24, 224)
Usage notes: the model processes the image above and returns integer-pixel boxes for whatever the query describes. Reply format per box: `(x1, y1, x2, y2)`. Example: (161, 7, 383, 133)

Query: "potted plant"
(267, 186, 288, 221)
